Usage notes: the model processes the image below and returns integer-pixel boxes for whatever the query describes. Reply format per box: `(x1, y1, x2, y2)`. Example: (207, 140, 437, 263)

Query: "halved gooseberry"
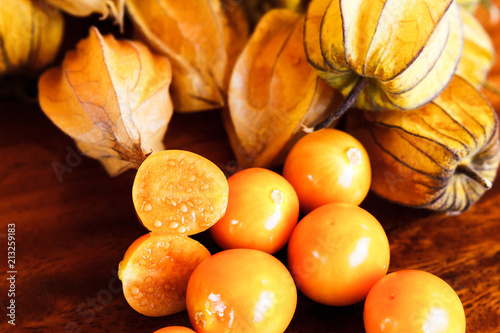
(118, 233, 211, 316)
(132, 150, 229, 235)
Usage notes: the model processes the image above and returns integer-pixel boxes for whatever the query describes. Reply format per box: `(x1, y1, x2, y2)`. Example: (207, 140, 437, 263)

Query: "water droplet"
(141, 299, 148, 306)
(195, 311, 207, 329)
(139, 259, 147, 266)
(145, 276, 152, 284)
(153, 220, 163, 228)
(168, 160, 177, 166)
(143, 202, 152, 212)
(170, 199, 177, 206)
(147, 287, 154, 293)
(186, 201, 194, 207)
(169, 222, 179, 229)
(180, 203, 188, 213)
(177, 226, 187, 233)
(132, 286, 140, 295)
(201, 183, 209, 190)
(186, 187, 193, 193)
(188, 174, 196, 182)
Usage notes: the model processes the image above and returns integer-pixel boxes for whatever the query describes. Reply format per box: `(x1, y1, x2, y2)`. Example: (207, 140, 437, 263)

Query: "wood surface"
(1, 4, 500, 333)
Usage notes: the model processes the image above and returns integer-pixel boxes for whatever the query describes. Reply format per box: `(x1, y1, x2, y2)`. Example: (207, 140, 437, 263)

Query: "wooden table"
(1, 5, 500, 333)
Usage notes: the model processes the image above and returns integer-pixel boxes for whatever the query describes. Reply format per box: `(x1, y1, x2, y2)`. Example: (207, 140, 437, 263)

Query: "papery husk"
(240, 0, 274, 27)
(221, 1, 250, 82)
(0, 0, 63, 75)
(226, 9, 341, 169)
(346, 76, 500, 213)
(38, 27, 173, 176)
(458, 0, 500, 22)
(305, 0, 464, 111)
(456, 7, 495, 88)
(274, 0, 305, 11)
(125, 0, 249, 112)
(457, 0, 481, 12)
(43, 0, 125, 25)
(241, 0, 306, 27)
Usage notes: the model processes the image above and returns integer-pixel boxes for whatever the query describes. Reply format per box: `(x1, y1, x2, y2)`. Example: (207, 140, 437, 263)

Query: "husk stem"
(456, 164, 492, 189)
(308, 76, 368, 132)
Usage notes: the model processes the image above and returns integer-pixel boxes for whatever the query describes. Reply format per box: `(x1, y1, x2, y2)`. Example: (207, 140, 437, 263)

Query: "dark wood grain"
(1, 5, 500, 333)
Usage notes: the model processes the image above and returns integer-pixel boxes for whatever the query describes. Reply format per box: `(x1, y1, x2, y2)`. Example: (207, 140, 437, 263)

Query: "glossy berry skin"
(186, 248, 297, 333)
(210, 167, 299, 254)
(287, 203, 389, 306)
(283, 128, 371, 213)
(364, 270, 466, 333)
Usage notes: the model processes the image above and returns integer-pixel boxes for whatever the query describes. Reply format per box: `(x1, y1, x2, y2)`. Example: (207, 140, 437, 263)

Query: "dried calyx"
(38, 27, 173, 176)
(43, 0, 125, 26)
(346, 76, 500, 213)
(225, 9, 341, 168)
(125, 0, 249, 112)
(304, 0, 464, 130)
(0, 0, 64, 76)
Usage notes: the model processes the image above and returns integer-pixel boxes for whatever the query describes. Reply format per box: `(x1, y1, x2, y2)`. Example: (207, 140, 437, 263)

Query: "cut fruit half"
(132, 150, 229, 235)
(118, 233, 211, 317)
